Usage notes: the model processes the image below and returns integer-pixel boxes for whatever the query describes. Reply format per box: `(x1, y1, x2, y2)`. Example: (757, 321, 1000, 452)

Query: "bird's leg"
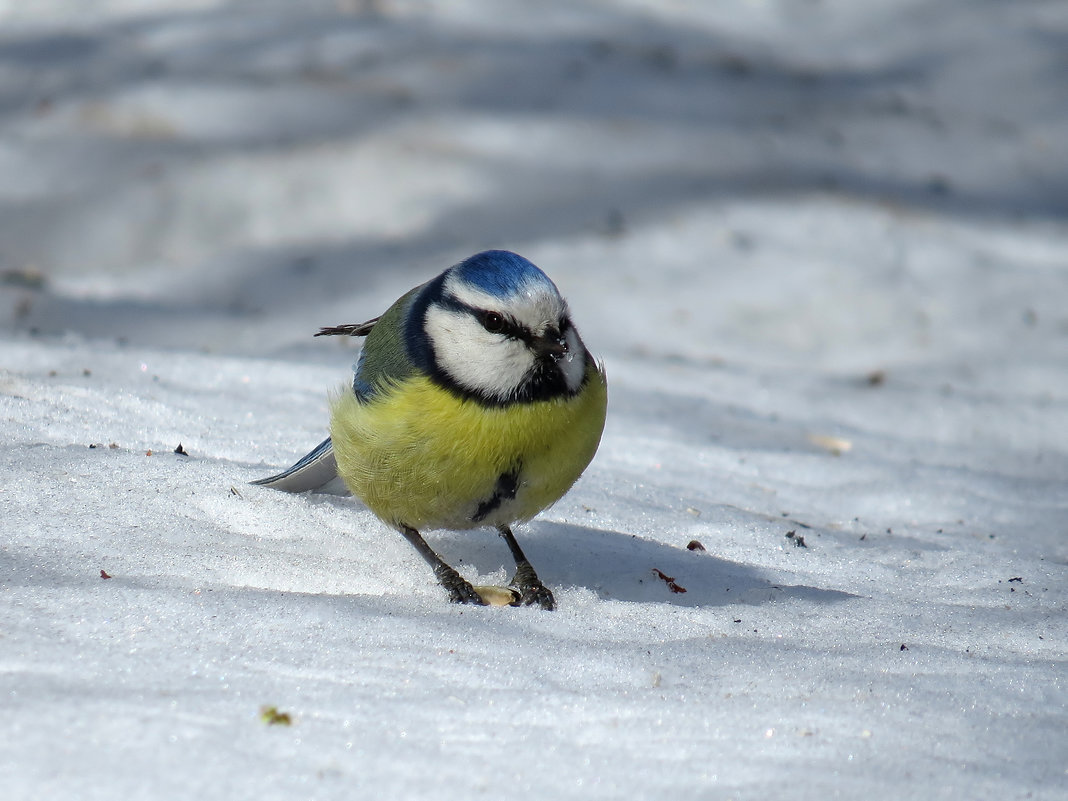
(399, 526, 486, 605)
(498, 525, 556, 610)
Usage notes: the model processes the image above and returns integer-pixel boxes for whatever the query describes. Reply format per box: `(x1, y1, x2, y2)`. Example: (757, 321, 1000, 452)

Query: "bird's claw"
(510, 561, 556, 611)
(434, 565, 488, 606)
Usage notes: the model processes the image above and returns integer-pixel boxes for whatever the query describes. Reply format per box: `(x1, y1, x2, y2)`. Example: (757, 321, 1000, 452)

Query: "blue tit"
(254, 250, 608, 610)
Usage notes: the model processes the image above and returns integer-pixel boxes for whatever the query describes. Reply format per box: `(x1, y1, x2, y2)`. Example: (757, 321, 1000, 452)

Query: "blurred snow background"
(1, 1, 1066, 799)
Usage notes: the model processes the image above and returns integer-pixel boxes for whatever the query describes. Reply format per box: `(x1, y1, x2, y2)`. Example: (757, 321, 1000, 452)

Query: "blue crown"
(450, 250, 558, 299)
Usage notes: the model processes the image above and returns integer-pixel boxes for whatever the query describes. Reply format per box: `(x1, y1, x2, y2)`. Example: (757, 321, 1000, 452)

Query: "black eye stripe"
(488, 314, 530, 341)
(436, 295, 531, 341)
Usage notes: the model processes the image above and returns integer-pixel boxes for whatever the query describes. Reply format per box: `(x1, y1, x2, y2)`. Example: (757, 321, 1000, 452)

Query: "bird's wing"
(251, 437, 348, 494)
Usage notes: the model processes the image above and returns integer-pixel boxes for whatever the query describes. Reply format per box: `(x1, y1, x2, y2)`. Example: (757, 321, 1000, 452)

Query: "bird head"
(412, 250, 591, 405)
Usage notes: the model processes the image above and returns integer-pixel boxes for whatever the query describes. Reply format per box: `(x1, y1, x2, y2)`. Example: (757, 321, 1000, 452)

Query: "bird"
(253, 250, 608, 610)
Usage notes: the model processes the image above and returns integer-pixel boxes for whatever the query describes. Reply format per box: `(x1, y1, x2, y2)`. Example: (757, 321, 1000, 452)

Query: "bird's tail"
(251, 437, 346, 494)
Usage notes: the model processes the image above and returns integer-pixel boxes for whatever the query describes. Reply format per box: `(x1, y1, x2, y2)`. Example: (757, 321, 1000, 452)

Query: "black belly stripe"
(472, 467, 521, 522)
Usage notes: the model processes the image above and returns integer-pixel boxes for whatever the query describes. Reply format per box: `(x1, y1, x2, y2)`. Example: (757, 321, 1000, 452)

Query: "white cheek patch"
(424, 305, 534, 401)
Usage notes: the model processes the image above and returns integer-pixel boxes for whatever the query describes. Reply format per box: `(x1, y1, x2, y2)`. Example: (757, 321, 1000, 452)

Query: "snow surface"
(2, 1, 1066, 799)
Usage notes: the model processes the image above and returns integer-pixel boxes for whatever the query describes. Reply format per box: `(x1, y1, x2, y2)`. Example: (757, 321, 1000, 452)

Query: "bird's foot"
(433, 564, 487, 606)
(509, 561, 556, 611)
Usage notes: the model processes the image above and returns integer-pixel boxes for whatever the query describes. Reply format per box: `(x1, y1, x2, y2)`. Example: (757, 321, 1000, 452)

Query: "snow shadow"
(439, 521, 855, 609)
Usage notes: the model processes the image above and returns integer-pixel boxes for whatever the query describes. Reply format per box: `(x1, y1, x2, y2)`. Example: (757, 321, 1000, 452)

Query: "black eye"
(480, 311, 505, 333)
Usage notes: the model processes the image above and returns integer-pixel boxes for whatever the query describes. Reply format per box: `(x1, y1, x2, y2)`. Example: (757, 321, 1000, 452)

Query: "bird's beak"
(535, 329, 569, 362)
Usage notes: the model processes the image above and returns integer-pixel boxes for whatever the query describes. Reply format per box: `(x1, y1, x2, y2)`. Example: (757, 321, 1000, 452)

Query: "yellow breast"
(329, 367, 607, 532)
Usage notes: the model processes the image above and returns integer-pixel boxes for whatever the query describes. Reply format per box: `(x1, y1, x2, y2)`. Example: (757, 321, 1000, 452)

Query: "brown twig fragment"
(652, 568, 687, 594)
